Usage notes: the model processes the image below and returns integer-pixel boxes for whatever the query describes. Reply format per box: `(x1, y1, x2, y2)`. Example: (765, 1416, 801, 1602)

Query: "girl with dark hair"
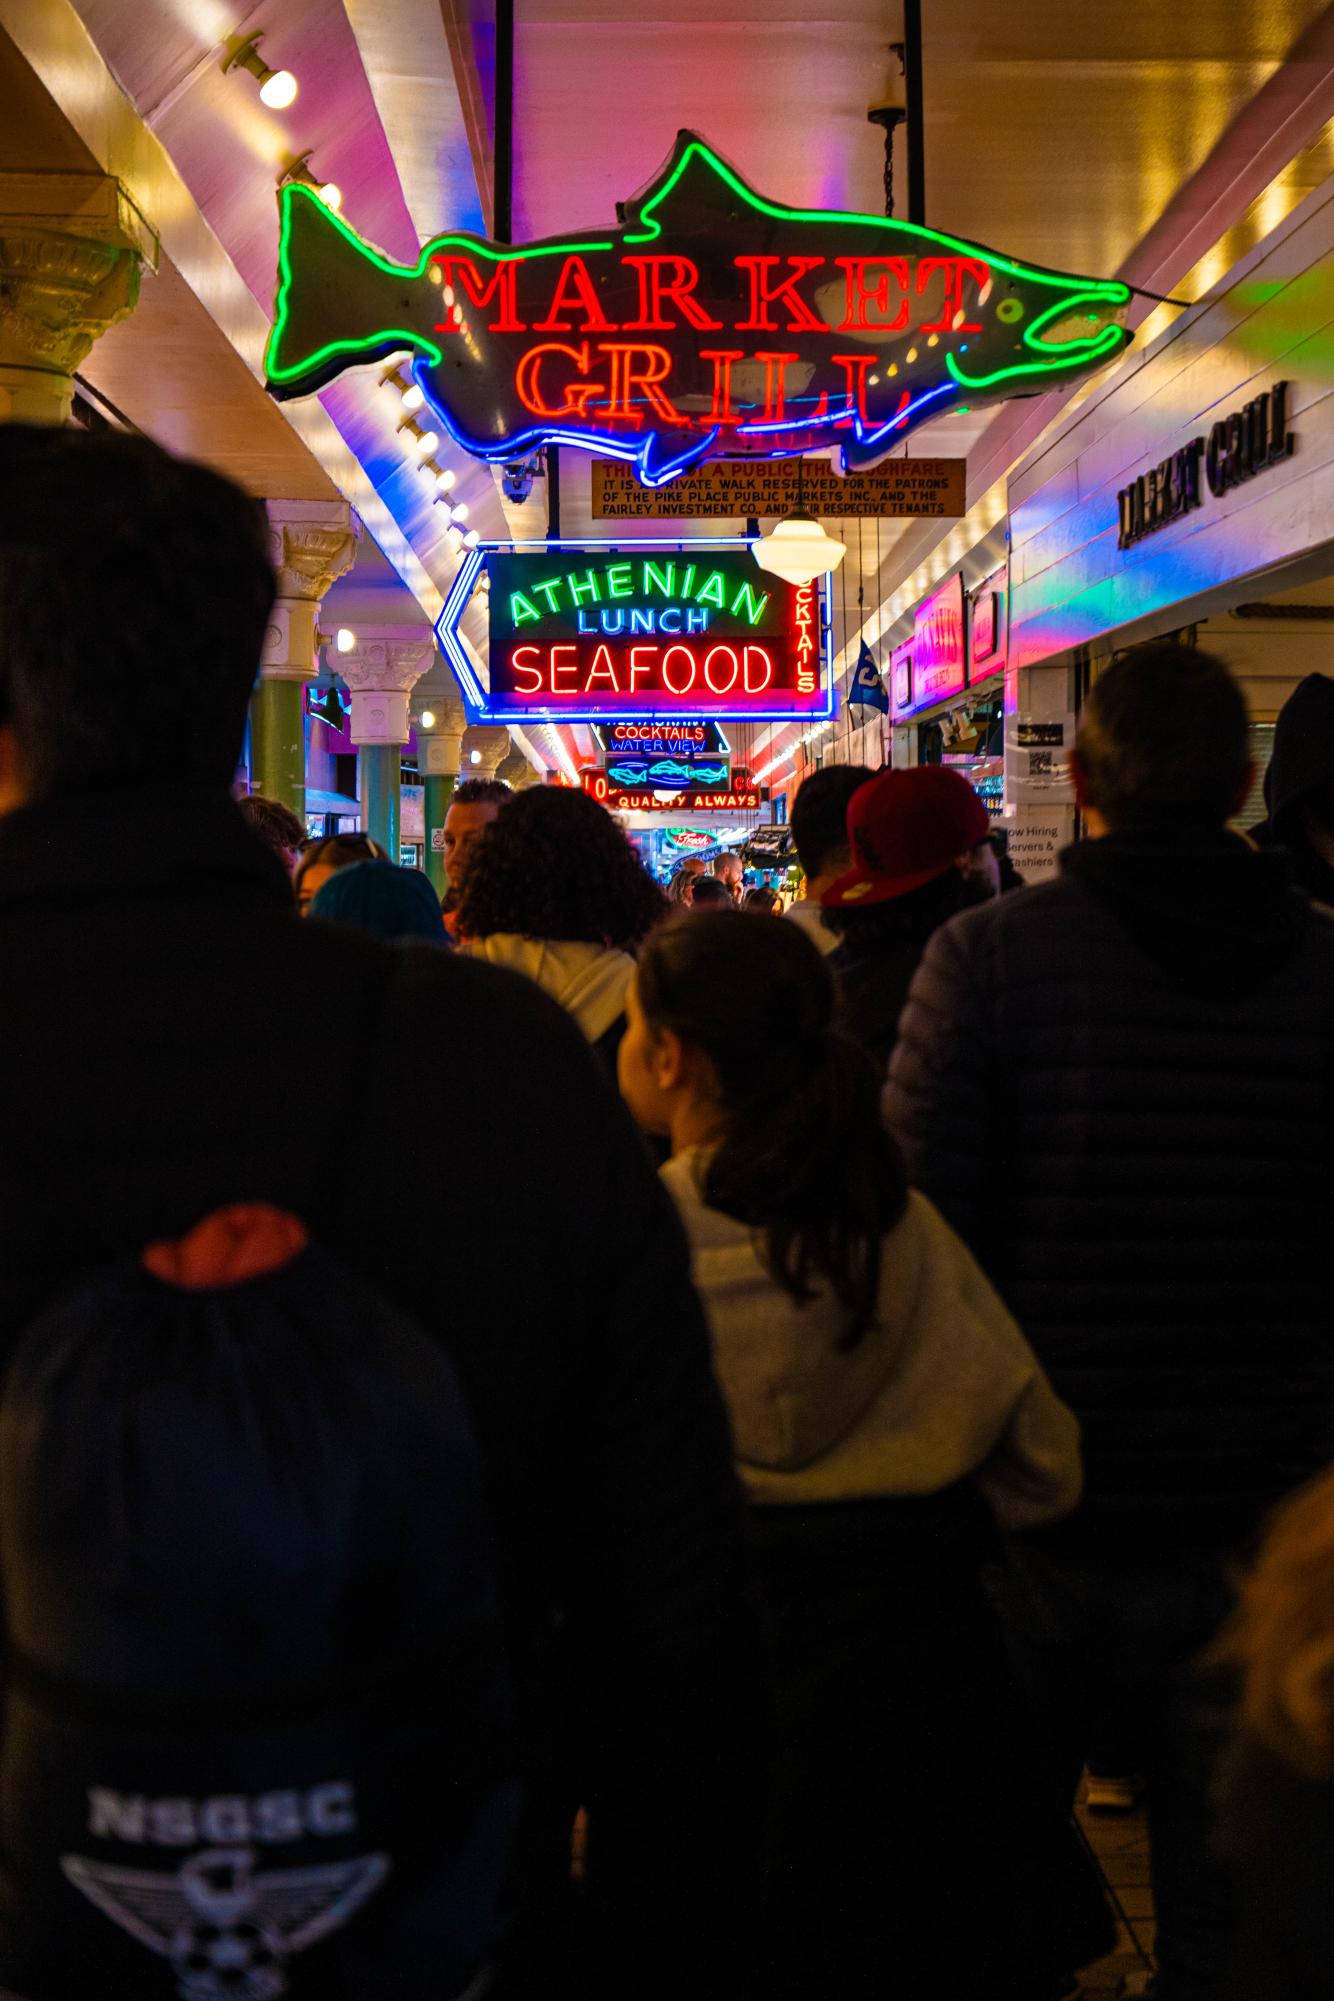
(742, 884, 781, 914)
(294, 831, 389, 914)
(458, 787, 666, 1071)
(618, 911, 1088, 2001)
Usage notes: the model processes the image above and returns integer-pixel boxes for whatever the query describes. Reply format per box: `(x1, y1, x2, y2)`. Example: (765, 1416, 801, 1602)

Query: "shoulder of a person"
(891, 1190, 1027, 1341)
(383, 933, 607, 1084)
(933, 874, 1082, 955)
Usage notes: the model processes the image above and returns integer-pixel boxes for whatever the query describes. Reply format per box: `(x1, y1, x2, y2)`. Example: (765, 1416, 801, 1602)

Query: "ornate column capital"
(339, 627, 435, 745)
(265, 500, 361, 603)
(416, 672, 468, 777)
(260, 501, 359, 684)
(0, 172, 150, 424)
(461, 723, 512, 779)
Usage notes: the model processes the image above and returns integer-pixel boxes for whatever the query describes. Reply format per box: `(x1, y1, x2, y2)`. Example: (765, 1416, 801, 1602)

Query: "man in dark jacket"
(822, 764, 995, 1071)
(0, 427, 760, 1999)
(1249, 669, 1334, 904)
(884, 641, 1334, 2001)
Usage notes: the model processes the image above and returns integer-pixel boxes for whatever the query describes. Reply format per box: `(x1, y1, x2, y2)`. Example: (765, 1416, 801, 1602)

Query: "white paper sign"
(1006, 809, 1072, 882)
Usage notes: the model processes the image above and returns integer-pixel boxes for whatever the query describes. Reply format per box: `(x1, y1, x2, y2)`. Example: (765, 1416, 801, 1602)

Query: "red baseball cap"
(821, 766, 992, 908)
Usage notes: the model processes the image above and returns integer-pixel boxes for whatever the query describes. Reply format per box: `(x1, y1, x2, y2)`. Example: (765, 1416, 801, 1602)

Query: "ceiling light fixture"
(335, 628, 355, 653)
(751, 507, 847, 587)
(419, 710, 437, 730)
(224, 33, 297, 109)
(277, 154, 340, 213)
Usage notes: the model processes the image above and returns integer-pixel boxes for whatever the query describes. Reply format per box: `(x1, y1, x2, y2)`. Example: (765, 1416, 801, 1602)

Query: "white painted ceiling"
(6, 0, 1334, 761)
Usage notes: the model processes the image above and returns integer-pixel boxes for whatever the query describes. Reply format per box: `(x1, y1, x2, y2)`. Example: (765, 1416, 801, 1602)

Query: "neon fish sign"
(265, 131, 1132, 483)
(606, 758, 730, 789)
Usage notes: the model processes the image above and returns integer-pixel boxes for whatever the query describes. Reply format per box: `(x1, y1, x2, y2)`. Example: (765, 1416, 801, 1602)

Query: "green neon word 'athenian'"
(508, 563, 771, 627)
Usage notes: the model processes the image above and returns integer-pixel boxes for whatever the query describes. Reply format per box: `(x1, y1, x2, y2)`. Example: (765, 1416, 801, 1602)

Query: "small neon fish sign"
(266, 131, 1131, 485)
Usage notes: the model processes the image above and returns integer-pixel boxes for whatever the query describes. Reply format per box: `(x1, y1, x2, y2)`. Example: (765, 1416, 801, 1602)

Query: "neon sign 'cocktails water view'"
(265, 131, 1133, 485)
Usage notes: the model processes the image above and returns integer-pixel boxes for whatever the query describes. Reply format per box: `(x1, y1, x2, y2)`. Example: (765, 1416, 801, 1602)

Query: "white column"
(250, 502, 359, 813)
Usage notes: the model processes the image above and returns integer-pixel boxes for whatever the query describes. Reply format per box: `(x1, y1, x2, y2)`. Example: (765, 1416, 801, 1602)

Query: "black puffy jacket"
(884, 831, 1334, 1552)
(1251, 671, 1334, 905)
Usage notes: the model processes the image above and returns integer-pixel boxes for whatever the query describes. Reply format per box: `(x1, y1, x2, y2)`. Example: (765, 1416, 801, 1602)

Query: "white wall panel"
(1010, 174, 1334, 669)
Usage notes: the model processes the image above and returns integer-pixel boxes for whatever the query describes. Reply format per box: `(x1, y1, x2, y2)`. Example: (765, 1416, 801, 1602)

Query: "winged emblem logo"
(60, 1844, 389, 1999)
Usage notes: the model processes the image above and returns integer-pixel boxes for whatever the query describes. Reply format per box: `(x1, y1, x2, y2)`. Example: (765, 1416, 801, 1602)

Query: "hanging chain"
(868, 105, 905, 220)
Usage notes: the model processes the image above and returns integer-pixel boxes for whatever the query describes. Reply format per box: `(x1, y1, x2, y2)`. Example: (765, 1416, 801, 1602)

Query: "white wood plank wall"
(1009, 175, 1334, 672)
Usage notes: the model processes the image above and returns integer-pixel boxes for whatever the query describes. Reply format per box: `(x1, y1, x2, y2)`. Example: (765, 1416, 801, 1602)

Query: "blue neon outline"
(412, 358, 721, 487)
(435, 540, 834, 724)
(414, 342, 956, 479)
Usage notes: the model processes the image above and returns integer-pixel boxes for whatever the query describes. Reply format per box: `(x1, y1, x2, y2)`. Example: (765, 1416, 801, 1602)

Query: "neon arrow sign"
(266, 131, 1132, 483)
(438, 539, 833, 724)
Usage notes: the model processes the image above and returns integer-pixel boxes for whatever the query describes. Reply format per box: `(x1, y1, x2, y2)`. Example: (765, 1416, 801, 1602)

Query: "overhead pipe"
(903, 0, 925, 225)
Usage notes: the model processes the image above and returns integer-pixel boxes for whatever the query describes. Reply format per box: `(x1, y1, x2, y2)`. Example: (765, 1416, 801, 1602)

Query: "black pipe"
(547, 443, 562, 540)
(903, 0, 925, 225)
(494, 0, 514, 243)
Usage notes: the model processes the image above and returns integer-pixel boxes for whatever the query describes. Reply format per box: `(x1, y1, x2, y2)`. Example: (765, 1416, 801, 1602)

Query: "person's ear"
(1070, 747, 1091, 811)
(1231, 760, 1257, 819)
(651, 1025, 688, 1093)
(0, 725, 29, 816)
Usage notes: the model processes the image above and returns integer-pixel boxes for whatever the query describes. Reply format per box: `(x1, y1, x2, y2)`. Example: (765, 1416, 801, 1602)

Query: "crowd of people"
(1, 424, 1333, 2001)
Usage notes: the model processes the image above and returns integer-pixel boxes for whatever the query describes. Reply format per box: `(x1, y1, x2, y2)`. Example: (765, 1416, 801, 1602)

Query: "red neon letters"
(509, 642, 777, 697)
(435, 248, 994, 436)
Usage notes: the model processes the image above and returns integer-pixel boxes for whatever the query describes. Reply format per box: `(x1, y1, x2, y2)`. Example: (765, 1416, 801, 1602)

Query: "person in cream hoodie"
(618, 909, 1094, 2001)
(456, 786, 666, 1072)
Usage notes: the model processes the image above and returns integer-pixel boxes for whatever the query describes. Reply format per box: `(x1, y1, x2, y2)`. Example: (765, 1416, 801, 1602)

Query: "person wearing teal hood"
(1250, 670, 1334, 906)
(309, 858, 449, 944)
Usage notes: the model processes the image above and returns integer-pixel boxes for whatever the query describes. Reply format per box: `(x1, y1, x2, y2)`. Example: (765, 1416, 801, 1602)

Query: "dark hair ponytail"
(635, 910, 909, 1346)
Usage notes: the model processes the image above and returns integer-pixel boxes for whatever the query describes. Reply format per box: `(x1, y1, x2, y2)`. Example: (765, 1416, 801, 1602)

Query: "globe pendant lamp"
(751, 506, 847, 586)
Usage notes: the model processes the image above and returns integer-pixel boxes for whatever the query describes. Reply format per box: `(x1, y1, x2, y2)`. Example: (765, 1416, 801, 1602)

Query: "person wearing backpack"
(0, 427, 761, 2001)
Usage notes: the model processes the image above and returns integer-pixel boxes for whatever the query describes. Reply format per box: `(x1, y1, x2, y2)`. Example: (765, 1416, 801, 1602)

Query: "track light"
(435, 467, 456, 494)
(224, 34, 297, 109)
(415, 430, 439, 456)
(401, 384, 425, 413)
(278, 153, 340, 213)
(450, 501, 469, 524)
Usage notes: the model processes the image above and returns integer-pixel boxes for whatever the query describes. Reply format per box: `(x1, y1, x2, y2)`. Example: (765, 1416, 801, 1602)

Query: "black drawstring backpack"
(0, 1205, 517, 2001)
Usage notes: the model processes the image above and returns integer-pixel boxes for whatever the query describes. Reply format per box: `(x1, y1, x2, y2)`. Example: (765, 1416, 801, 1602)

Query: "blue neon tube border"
(435, 539, 836, 725)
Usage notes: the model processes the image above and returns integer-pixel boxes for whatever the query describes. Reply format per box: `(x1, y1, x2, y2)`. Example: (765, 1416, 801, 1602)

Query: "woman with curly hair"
(457, 786, 666, 1072)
